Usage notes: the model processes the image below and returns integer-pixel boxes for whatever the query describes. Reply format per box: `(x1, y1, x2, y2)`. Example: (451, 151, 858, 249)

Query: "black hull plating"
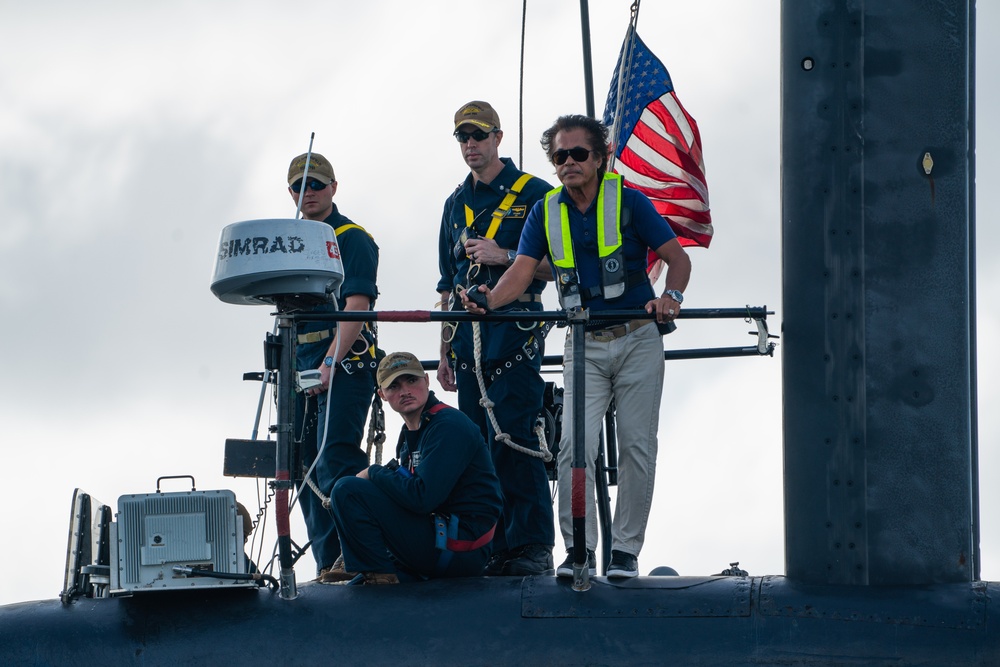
(1, 576, 997, 666)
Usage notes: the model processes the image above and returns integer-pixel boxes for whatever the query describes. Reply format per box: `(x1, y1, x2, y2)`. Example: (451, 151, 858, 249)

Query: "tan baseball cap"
(377, 351, 426, 389)
(287, 152, 335, 186)
(454, 101, 501, 132)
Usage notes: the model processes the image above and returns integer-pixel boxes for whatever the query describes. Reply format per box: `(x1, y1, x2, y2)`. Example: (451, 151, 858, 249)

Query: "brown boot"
(361, 572, 399, 585)
(318, 554, 357, 584)
(332, 572, 399, 586)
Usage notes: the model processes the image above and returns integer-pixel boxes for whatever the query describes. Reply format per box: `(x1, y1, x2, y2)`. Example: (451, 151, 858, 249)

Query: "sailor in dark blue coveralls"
(436, 101, 556, 576)
(285, 152, 382, 582)
(325, 352, 502, 585)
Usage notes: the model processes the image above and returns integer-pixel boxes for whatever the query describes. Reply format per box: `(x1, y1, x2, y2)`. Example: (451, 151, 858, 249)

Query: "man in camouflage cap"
(435, 101, 556, 576)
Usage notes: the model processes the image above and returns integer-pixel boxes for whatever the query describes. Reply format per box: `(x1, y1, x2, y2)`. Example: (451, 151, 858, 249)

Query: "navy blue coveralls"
(436, 157, 555, 554)
(296, 205, 381, 572)
(331, 392, 502, 577)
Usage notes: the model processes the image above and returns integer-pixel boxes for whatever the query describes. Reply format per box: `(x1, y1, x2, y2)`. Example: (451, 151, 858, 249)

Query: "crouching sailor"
(326, 352, 502, 585)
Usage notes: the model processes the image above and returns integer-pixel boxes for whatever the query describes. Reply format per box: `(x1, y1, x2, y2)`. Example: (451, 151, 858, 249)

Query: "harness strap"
(456, 335, 542, 379)
(333, 222, 375, 240)
(447, 524, 496, 552)
(433, 515, 458, 575)
(433, 514, 497, 576)
(338, 357, 380, 375)
(581, 269, 650, 301)
(297, 324, 377, 349)
(464, 173, 535, 239)
(397, 402, 454, 475)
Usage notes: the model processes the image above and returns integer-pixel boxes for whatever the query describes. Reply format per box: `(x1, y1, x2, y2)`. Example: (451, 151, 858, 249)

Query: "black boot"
(482, 550, 511, 576)
(503, 544, 554, 576)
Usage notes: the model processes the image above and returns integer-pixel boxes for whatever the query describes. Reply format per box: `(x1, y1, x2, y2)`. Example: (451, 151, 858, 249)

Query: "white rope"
(290, 313, 344, 513)
(305, 474, 332, 510)
(471, 320, 553, 462)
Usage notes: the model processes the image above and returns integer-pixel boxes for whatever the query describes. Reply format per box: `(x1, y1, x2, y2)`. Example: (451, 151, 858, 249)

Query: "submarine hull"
(1, 576, 997, 666)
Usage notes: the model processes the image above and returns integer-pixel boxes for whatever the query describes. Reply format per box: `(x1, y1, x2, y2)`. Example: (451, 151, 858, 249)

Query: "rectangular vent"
(115, 489, 250, 592)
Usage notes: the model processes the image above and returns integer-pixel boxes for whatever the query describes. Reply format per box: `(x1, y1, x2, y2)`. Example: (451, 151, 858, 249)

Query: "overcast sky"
(1, 1, 996, 605)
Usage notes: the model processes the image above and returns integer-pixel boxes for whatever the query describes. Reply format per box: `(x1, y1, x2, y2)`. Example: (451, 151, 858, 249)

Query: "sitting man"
(326, 352, 503, 585)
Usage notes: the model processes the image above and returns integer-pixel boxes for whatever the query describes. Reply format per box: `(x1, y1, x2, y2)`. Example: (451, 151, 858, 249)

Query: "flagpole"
(579, 0, 596, 118)
(608, 5, 641, 174)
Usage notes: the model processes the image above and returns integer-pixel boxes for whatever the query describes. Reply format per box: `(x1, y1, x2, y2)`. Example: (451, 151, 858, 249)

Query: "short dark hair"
(539, 114, 611, 178)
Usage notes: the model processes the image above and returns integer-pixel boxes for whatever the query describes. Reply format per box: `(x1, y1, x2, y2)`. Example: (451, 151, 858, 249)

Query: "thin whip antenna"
(294, 132, 316, 219)
(519, 0, 527, 168)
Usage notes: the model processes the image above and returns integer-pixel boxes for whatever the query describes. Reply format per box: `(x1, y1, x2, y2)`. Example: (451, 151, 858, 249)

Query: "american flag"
(603, 29, 713, 249)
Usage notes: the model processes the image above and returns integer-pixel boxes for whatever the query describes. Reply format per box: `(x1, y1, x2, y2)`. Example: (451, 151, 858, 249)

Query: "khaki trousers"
(557, 321, 664, 556)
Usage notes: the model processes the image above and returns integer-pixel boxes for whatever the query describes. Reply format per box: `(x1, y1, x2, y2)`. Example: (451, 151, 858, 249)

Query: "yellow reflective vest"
(543, 173, 628, 309)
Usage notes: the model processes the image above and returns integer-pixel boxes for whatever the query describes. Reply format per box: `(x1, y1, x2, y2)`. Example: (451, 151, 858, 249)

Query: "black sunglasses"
(454, 128, 496, 143)
(552, 147, 595, 166)
(290, 179, 328, 193)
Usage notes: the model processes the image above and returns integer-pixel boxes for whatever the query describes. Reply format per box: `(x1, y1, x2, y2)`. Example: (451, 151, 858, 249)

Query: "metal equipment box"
(111, 488, 253, 592)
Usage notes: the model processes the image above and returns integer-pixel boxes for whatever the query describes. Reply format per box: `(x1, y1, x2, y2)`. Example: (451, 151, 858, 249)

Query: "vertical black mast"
(781, 0, 977, 586)
(579, 0, 596, 118)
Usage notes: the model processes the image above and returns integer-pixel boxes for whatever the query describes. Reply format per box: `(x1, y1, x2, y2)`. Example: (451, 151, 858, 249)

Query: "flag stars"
(601, 33, 713, 248)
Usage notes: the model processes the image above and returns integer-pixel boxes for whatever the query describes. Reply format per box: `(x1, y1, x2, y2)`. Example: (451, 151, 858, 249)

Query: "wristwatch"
(506, 249, 517, 266)
(664, 289, 684, 304)
(323, 356, 334, 367)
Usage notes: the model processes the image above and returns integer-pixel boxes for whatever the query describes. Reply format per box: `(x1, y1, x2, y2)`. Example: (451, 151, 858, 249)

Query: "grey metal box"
(113, 489, 253, 592)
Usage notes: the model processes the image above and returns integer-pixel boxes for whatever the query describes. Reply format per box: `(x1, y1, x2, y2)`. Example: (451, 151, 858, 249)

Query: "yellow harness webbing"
(331, 222, 376, 357)
(334, 222, 374, 239)
(463, 173, 534, 239)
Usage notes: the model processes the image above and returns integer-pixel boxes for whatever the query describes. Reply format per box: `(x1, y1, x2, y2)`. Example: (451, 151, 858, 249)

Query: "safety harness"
(544, 172, 645, 309)
(390, 402, 498, 575)
(463, 172, 535, 240)
(433, 513, 496, 576)
(444, 173, 553, 463)
(442, 174, 536, 343)
(300, 221, 387, 509)
(468, 321, 553, 462)
(296, 222, 382, 372)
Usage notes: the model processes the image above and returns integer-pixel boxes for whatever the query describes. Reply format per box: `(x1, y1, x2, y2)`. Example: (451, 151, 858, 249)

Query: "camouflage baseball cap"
(377, 351, 426, 389)
(287, 152, 335, 186)
(454, 100, 501, 132)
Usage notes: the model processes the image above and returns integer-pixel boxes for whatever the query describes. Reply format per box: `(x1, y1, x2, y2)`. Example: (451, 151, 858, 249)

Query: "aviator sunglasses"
(552, 147, 595, 166)
(454, 128, 497, 143)
(290, 179, 329, 193)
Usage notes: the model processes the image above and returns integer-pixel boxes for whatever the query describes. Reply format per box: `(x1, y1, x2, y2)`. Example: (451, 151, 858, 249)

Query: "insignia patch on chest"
(507, 205, 527, 219)
(605, 257, 621, 273)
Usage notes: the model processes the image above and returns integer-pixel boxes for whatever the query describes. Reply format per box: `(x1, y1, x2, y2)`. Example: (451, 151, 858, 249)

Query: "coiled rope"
(470, 317, 552, 462)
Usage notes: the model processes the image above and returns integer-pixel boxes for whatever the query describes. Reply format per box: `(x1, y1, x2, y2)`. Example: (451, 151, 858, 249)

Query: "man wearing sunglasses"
(462, 114, 692, 579)
(436, 101, 556, 577)
(285, 151, 383, 583)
